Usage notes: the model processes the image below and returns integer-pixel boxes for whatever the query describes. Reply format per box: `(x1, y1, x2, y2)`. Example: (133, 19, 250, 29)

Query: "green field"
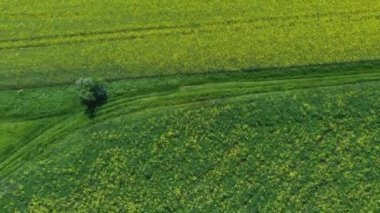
(1, 0, 380, 212)
(1, 0, 379, 88)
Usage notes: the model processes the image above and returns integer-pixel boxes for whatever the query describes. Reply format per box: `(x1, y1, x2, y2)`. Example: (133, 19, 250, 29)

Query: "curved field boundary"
(0, 8, 378, 51)
(1, 69, 380, 178)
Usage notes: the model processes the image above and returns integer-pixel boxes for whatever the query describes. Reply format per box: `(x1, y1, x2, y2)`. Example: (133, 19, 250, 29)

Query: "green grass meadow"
(0, 0, 380, 211)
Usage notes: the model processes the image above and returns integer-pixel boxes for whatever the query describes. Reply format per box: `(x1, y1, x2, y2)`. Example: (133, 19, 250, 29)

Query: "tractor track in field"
(96, 71, 380, 116)
(0, 116, 70, 176)
(1, 8, 378, 43)
(1, 70, 380, 179)
(97, 77, 380, 120)
(0, 8, 379, 51)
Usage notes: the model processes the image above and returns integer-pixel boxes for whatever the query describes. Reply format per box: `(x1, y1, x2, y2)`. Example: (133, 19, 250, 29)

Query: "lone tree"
(75, 77, 108, 117)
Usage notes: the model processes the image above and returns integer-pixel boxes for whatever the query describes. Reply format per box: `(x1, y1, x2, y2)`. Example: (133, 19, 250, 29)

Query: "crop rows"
(1, 74, 380, 211)
(1, 1, 380, 211)
(0, 4, 379, 89)
(0, 8, 378, 51)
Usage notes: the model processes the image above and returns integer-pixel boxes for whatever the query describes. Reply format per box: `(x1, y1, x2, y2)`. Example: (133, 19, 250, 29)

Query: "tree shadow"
(83, 92, 108, 119)
(85, 105, 97, 119)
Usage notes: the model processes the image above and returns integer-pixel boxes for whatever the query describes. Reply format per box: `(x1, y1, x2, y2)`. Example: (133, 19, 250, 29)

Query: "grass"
(1, 64, 380, 211)
(1, 0, 380, 211)
(0, 0, 379, 89)
(0, 120, 41, 161)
